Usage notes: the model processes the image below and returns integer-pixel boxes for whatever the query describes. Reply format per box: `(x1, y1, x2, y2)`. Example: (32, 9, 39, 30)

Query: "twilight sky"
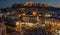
(0, 0, 60, 8)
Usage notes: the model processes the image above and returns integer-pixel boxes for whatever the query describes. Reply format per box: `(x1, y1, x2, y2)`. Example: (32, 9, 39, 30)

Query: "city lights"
(0, 2, 60, 35)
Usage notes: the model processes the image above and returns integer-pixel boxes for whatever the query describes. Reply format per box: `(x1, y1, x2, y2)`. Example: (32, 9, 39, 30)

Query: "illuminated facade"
(3, 2, 60, 35)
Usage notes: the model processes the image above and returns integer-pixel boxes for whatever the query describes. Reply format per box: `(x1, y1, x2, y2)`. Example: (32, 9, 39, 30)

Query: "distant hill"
(1, 2, 60, 13)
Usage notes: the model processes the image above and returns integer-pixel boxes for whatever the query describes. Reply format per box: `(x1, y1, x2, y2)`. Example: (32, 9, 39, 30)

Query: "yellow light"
(16, 21, 20, 26)
(24, 2, 29, 6)
(24, 2, 34, 6)
(32, 11, 37, 16)
(22, 13, 26, 16)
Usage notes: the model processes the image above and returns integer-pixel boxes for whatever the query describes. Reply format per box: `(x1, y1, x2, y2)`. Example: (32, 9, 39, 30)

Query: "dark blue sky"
(0, 0, 60, 8)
